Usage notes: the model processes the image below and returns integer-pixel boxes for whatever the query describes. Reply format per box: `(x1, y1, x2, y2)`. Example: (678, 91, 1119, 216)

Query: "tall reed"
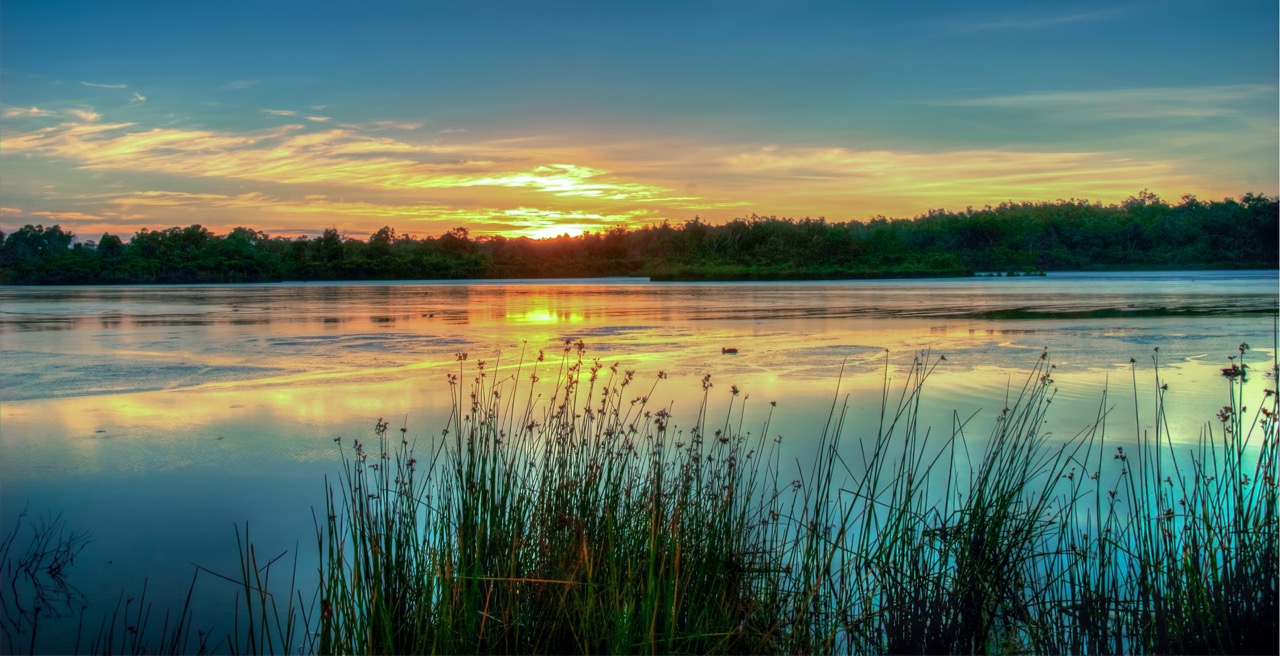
(1050, 344, 1278, 654)
(304, 341, 1277, 654)
(313, 342, 796, 653)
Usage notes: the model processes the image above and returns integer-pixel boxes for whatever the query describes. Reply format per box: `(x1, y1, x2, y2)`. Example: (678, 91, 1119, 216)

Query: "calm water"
(1, 271, 1276, 652)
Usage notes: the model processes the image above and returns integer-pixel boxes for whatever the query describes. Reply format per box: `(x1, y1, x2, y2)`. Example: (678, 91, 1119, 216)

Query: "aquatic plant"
(302, 342, 1277, 654)
(0, 509, 90, 654)
(312, 342, 794, 653)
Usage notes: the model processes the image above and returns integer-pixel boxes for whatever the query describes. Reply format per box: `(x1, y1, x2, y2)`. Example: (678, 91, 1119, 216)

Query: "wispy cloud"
(933, 84, 1276, 121)
(99, 190, 662, 238)
(714, 145, 1199, 216)
(0, 120, 696, 205)
(222, 80, 259, 90)
(722, 145, 1171, 182)
(263, 108, 298, 117)
(107, 190, 429, 218)
(353, 120, 426, 132)
(67, 109, 102, 122)
(2, 106, 56, 119)
(2, 109, 1259, 235)
(32, 209, 108, 222)
(80, 81, 128, 89)
(452, 164, 694, 202)
(956, 7, 1127, 32)
(131, 92, 147, 104)
(305, 115, 330, 122)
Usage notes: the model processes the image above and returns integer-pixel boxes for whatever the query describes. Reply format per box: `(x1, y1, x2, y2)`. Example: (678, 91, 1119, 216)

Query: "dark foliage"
(3, 192, 1276, 284)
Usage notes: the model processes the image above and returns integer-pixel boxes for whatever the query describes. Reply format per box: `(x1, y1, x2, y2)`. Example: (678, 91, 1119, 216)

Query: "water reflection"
(5, 273, 1273, 334)
(0, 272, 1275, 652)
(3, 274, 1273, 450)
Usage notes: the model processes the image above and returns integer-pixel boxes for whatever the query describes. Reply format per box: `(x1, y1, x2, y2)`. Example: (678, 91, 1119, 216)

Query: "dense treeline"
(1, 192, 1276, 284)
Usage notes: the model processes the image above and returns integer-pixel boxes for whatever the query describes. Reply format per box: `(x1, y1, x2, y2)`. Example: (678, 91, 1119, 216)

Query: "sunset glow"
(1, 2, 1275, 240)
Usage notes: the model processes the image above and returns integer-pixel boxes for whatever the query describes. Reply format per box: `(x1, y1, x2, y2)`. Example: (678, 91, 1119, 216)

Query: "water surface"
(1, 271, 1276, 652)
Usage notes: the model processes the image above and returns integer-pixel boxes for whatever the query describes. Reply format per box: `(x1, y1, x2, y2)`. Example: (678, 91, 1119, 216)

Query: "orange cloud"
(32, 209, 108, 222)
(1, 103, 1261, 238)
(96, 190, 663, 238)
(0, 119, 711, 210)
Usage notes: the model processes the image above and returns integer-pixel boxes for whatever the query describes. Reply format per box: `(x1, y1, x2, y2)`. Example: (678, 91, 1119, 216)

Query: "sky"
(1, 0, 1276, 240)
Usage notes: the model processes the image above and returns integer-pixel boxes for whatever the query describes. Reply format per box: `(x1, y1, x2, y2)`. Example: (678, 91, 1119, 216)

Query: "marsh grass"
(4, 341, 1275, 654)
(312, 342, 794, 654)
(301, 341, 1277, 654)
(1048, 344, 1279, 654)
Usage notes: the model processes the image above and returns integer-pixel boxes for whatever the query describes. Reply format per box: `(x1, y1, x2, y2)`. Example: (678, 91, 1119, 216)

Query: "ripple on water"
(0, 352, 298, 402)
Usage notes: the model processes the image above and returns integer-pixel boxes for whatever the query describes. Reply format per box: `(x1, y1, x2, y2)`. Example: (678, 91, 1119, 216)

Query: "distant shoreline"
(2, 267, 1278, 287)
(3, 195, 1276, 284)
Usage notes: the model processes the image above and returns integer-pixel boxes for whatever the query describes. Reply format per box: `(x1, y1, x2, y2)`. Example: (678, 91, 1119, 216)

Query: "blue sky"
(2, 0, 1275, 239)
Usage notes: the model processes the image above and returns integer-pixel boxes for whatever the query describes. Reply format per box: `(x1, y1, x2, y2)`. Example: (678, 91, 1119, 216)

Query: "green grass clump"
(314, 342, 796, 654)
(306, 342, 1277, 654)
(1050, 344, 1278, 654)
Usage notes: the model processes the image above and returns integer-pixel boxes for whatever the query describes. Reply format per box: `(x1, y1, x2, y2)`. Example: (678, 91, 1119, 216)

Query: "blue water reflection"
(0, 271, 1275, 652)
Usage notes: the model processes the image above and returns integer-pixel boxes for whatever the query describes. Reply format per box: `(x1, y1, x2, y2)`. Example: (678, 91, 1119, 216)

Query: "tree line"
(2, 192, 1276, 284)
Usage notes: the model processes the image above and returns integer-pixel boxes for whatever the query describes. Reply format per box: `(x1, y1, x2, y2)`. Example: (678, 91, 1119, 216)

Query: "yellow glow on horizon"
(455, 164, 686, 201)
(522, 225, 585, 239)
(713, 145, 1217, 219)
(1, 108, 1265, 240)
(88, 192, 667, 239)
(2, 118, 693, 205)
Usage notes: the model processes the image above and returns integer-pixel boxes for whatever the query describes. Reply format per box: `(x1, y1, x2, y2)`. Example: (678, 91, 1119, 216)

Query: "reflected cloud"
(2, 277, 1274, 481)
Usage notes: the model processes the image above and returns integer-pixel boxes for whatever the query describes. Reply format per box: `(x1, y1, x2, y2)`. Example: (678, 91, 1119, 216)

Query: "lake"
(1, 271, 1276, 652)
